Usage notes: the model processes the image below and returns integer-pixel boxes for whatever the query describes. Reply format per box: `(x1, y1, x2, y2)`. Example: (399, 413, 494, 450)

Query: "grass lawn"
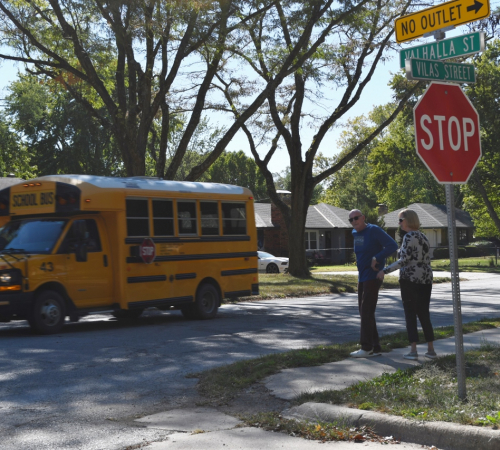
(224, 273, 451, 303)
(432, 256, 500, 273)
(310, 257, 500, 274)
(295, 342, 500, 427)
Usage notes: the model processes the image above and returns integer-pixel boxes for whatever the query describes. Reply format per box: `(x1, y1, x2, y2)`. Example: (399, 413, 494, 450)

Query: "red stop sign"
(139, 238, 156, 264)
(414, 82, 481, 184)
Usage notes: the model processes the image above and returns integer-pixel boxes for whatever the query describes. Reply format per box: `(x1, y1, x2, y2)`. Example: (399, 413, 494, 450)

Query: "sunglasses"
(349, 215, 362, 223)
(399, 218, 405, 223)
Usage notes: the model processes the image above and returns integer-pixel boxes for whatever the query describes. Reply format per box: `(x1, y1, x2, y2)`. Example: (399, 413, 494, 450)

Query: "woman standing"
(376, 209, 437, 360)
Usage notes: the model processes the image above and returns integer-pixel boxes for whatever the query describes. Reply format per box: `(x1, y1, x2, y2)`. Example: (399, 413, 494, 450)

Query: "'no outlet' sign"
(414, 82, 482, 184)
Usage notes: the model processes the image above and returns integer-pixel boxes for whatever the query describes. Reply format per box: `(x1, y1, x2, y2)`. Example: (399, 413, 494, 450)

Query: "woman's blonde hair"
(399, 209, 420, 229)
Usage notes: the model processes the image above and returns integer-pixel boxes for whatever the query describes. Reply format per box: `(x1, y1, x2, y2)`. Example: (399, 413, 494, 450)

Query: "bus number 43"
(40, 262, 54, 272)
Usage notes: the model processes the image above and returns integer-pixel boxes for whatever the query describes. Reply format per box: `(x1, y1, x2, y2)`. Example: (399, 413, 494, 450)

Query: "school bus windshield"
(0, 219, 67, 254)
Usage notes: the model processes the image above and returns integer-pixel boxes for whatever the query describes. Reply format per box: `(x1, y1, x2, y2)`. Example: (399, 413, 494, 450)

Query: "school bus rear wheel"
(182, 283, 219, 320)
(29, 290, 66, 334)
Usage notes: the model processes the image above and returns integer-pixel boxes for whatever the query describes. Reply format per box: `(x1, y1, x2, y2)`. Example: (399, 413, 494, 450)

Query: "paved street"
(1, 273, 500, 449)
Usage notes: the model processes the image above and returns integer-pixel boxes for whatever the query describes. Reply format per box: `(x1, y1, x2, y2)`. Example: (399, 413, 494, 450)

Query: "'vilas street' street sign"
(406, 58, 476, 83)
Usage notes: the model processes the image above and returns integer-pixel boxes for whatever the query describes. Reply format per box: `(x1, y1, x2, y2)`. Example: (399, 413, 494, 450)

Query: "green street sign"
(399, 31, 485, 68)
(406, 58, 476, 83)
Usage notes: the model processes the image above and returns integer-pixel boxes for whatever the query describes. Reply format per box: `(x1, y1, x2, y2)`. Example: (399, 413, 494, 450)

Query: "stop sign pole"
(444, 183, 466, 400)
(414, 82, 482, 401)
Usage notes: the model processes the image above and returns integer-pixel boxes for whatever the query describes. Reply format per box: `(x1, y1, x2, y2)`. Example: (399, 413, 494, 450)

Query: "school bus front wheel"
(28, 290, 66, 334)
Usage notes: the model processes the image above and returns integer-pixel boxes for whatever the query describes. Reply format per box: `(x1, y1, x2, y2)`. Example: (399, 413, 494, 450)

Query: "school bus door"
(59, 217, 114, 308)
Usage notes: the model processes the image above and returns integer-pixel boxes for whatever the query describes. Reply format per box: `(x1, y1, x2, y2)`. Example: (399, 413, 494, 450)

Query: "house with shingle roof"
(254, 198, 353, 264)
(383, 203, 474, 255)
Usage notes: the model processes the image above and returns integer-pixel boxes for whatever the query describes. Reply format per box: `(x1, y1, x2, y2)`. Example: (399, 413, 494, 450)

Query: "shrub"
(432, 247, 466, 259)
(464, 245, 489, 257)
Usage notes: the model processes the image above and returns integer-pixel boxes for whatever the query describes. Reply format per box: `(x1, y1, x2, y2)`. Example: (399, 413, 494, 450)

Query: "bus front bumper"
(0, 292, 35, 321)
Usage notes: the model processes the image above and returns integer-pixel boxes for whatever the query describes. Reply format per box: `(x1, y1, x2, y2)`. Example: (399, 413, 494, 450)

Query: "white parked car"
(258, 251, 289, 273)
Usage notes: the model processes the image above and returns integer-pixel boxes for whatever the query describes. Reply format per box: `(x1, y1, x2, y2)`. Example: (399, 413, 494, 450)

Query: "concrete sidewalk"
(138, 327, 500, 450)
(271, 327, 500, 450)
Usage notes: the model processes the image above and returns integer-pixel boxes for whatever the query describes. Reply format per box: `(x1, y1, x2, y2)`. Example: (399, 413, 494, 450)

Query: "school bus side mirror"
(73, 220, 88, 262)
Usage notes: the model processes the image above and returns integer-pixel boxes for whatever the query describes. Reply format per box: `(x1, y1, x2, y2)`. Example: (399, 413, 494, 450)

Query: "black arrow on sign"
(467, 0, 484, 13)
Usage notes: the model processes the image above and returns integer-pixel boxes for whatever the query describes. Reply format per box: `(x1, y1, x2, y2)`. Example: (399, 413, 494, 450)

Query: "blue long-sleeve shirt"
(353, 223, 398, 282)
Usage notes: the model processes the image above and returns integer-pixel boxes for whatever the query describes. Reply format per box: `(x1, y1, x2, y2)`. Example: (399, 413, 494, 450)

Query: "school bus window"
(222, 202, 246, 235)
(58, 219, 102, 253)
(0, 219, 67, 254)
(200, 201, 219, 236)
(126, 198, 149, 236)
(177, 201, 197, 235)
(153, 199, 174, 236)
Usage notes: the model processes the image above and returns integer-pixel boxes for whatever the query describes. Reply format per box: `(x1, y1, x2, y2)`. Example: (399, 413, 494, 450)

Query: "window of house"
(305, 230, 318, 250)
(126, 198, 149, 236)
(457, 229, 468, 244)
(200, 202, 219, 235)
(222, 203, 246, 235)
(177, 201, 197, 235)
(153, 199, 174, 236)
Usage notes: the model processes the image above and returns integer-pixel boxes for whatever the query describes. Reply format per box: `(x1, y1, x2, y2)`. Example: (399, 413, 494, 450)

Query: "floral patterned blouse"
(383, 231, 433, 284)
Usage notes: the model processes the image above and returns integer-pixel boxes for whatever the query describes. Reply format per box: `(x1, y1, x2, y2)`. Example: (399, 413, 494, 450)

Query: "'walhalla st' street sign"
(399, 31, 485, 69)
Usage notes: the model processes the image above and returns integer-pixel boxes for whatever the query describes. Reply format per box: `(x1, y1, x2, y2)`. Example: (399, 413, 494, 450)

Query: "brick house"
(382, 203, 475, 255)
(254, 194, 352, 264)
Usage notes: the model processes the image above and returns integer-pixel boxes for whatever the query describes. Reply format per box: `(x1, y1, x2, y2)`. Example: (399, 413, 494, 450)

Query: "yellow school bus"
(0, 175, 259, 334)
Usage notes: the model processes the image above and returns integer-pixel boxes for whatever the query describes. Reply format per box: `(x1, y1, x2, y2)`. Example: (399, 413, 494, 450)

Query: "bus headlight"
(0, 270, 22, 291)
(0, 273, 12, 283)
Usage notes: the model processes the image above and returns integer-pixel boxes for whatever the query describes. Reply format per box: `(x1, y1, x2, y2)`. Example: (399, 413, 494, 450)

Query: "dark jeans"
(400, 279, 434, 343)
(358, 278, 383, 352)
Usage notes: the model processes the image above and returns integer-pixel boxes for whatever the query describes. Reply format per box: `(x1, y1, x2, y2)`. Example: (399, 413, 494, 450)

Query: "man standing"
(349, 209, 398, 358)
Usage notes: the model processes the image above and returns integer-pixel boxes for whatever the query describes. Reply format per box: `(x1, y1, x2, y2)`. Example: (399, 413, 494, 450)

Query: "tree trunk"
(287, 168, 315, 277)
(472, 172, 500, 234)
(157, 102, 169, 178)
(286, 204, 310, 277)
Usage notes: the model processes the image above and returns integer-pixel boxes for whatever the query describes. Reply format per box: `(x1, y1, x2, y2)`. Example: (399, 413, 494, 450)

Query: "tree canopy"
(4, 75, 121, 176)
(463, 38, 500, 238)
(0, 0, 276, 177)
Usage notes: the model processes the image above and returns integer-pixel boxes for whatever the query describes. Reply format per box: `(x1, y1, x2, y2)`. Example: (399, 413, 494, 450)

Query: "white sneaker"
(350, 349, 375, 358)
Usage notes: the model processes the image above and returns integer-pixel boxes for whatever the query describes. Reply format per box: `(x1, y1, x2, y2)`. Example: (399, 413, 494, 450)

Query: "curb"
(284, 402, 500, 450)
